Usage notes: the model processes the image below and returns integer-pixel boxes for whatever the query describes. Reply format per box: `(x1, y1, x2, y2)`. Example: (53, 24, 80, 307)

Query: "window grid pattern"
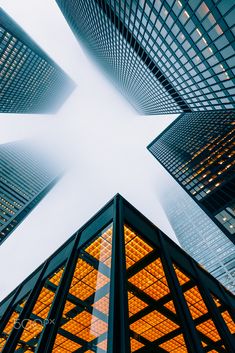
(124, 225, 235, 353)
(162, 186, 235, 294)
(0, 142, 59, 243)
(0, 10, 74, 114)
(56, 0, 185, 114)
(52, 225, 113, 353)
(149, 111, 235, 237)
(56, 0, 235, 113)
(109, 0, 235, 111)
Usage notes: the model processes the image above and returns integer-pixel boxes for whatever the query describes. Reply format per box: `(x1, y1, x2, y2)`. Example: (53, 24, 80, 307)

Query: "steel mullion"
(107, 195, 130, 353)
(35, 232, 80, 353)
(158, 233, 204, 353)
(1, 261, 49, 353)
(0, 283, 23, 335)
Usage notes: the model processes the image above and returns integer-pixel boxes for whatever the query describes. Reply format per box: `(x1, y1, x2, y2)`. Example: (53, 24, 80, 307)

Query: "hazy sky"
(0, 0, 179, 301)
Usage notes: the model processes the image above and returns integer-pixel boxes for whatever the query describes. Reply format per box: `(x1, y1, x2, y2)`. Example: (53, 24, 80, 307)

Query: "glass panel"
(52, 224, 113, 353)
(212, 295, 235, 334)
(125, 225, 188, 352)
(13, 266, 64, 352)
(0, 296, 29, 351)
(174, 265, 225, 351)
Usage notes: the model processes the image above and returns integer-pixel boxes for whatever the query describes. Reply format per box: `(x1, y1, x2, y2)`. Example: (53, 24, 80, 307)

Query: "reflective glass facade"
(0, 142, 60, 244)
(148, 110, 235, 243)
(161, 185, 235, 294)
(0, 195, 234, 353)
(56, 0, 235, 114)
(0, 8, 75, 114)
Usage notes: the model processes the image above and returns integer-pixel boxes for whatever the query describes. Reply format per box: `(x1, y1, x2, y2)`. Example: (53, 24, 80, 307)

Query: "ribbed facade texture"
(56, 0, 235, 114)
(148, 110, 235, 243)
(0, 196, 234, 352)
(0, 142, 60, 244)
(0, 8, 75, 114)
(161, 185, 235, 294)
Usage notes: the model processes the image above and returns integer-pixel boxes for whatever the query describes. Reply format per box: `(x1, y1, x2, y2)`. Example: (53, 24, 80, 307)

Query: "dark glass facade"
(148, 110, 235, 244)
(56, 0, 235, 114)
(0, 195, 235, 353)
(0, 8, 75, 114)
(0, 142, 61, 244)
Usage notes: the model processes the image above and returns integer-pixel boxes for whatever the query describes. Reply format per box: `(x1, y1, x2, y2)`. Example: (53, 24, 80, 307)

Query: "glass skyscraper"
(0, 195, 235, 352)
(148, 110, 235, 244)
(0, 141, 61, 244)
(161, 183, 235, 294)
(0, 8, 75, 114)
(55, 0, 235, 114)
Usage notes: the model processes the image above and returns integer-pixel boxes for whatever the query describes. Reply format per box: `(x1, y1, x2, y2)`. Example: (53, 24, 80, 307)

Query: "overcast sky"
(0, 0, 179, 301)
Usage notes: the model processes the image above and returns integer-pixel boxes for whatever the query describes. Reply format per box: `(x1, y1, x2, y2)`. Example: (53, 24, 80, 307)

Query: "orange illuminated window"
(52, 225, 112, 353)
(125, 226, 188, 352)
(16, 266, 64, 349)
(221, 311, 235, 334)
(124, 225, 154, 268)
(212, 294, 235, 334)
(174, 265, 225, 348)
(0, 295, 28, 350)
(159, 334, 187, 352)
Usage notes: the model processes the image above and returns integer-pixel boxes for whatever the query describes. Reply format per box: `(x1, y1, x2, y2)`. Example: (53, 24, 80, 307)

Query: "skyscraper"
(160, 182, 235, 294)
(148, 110, 235, 244)
(0, 195, 234, 353)
(55, 0, 235, 114)
(0, 141, 61, 244)
(0, 8, 75, 114)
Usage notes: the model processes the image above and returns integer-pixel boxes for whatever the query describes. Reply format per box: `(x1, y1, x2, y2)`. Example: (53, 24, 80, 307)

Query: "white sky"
(0, 0, 179, 301)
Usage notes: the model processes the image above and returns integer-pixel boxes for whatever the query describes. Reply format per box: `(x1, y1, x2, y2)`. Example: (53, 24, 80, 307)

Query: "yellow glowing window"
(63, 301, 76, 316)
(183, 286, 208, 319)
(62, 319, 84, 336)
(52, 333, 81, 352)
(0, 337, 6, 350)
(85, 226, 112, 267)
(2, 295, 28, 345)
(164, 300, 176, 314)
(130, 318, 152, 334)
(130, 338, 145, 352)
(129, 258, 170, 300)
(4, 311, 19, 334)
(173, 265, 191, 285)
(128, 292, 148, 316)
(124, 225, 154, 268)
(78, 327, 97, 342)
(141, 327, 164, 341)
(197, 319, 221, 342)
(53, 231, 112, 352)
(221, 311, 235, 334)
(159, 334, 187, 352)
(20, 321, 43, 342)
(130, 310, 179, 339)
(32, 287, 55, 319)
(48, 268, 64, 286)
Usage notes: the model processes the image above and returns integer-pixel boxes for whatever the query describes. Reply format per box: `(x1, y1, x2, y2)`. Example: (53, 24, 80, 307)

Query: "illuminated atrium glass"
(148, 110, 235, 243)
(56, 0, 235, 114)
(52, 225, 113, 353)
(0, 141, 60, 245)
(0, 8, 74, 114)
(0, 195, 234, 353)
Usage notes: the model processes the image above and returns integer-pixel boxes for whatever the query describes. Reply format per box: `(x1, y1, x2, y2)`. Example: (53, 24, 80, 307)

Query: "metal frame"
(0, 194, 234, 353)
